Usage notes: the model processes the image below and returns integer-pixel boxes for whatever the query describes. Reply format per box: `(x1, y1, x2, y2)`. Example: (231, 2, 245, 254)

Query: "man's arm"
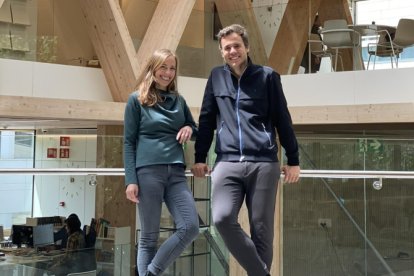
(269, 71, 299, 166)
(194, 75, 218, 164)
(193, 75, 218, 177)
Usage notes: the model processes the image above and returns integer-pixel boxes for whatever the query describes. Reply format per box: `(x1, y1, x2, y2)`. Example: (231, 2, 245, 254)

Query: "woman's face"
(154, 55, 176, 90)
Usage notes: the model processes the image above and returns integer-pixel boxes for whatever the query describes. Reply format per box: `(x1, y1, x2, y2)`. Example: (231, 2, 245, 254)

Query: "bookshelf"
(95, 226, 131, 276)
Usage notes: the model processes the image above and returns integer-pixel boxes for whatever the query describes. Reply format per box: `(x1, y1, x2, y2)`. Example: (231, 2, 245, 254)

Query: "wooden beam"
(79, 0, 139, 102)
(135, 0, 197, 78)
(290, 103, 414, 125)
(0, 96, 413, 126)
(214, 0, 267, 65)
(268, 0, 322, 74)
(0, 95, 125, 122)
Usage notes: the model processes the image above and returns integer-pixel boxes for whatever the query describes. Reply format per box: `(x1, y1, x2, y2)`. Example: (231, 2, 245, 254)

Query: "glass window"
(0, 130, 35, 229)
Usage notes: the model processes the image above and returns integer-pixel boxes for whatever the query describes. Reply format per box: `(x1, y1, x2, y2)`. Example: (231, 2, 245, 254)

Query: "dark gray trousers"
(211, 161, 280, 276)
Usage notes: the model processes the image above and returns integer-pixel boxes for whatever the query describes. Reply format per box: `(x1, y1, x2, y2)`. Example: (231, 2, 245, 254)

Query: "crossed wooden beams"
(80, 0, 352, 104)
(79, 0, 197, 102)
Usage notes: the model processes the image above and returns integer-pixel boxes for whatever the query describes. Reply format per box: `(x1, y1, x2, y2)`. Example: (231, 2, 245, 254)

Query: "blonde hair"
(136, 49, 178, 106)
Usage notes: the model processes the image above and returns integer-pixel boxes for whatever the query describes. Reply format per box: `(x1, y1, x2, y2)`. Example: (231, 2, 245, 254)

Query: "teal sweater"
(123, 91, 197, 185)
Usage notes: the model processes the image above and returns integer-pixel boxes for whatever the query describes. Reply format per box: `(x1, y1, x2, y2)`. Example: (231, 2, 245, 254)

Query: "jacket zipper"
(236, 83, 244, 161)
(262, 123, 275, 148)
(225, 64, 247, 162)
(218, 121, 224, 134)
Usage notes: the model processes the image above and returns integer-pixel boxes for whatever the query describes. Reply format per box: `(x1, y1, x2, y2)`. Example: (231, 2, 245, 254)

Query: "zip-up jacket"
(194, 59, 299, 166)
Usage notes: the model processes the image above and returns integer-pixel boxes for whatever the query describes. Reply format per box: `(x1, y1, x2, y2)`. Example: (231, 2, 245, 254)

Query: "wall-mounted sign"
(47, 148, 57, 158)
(59, 148, 70, 158)
(60, 136, 71, 146)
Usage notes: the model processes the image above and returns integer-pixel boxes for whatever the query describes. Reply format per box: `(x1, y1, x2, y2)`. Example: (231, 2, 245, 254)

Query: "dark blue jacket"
(194, 60, 299, 166)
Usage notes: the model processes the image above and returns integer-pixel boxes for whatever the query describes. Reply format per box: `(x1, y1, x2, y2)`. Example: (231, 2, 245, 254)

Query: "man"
(191, 24, 300, 276)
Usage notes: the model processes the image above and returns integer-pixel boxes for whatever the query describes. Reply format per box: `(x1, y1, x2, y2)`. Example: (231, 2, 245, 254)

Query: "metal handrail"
(0, 168, 414, 179)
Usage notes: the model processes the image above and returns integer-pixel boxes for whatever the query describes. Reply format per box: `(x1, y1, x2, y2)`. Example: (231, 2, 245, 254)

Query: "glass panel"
(283, 176, 414, 275)
(281, 135, 414, 275)
(0, 130, 34, 228)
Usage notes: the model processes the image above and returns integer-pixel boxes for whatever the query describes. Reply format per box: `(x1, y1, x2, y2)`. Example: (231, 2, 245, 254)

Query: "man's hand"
(281, 165, 300, 183)
(191, 163, 209, 178)
(125, 183, 139, 203)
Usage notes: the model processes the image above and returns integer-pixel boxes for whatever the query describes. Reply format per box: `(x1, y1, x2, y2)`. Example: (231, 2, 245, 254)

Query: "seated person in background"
(64, 214, 85, 250)
(53, 213, 79, 249)
(47, 214, 87, 275)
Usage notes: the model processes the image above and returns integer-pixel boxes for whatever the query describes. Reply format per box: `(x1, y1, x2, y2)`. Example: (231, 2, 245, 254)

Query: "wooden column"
(214, 0, 267, 65)
(268, 0, 322, 74)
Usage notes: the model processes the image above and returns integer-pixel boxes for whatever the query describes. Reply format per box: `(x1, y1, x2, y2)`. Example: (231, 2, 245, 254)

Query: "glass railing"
(282, 171, 414, 276)
(1, 169, 414, 275)
(0, 169, 220, 276)
(2, 132, 414, 275)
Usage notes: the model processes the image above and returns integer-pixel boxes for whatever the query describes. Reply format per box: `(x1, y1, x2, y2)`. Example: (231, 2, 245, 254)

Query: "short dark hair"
(216, 24, 249, 49)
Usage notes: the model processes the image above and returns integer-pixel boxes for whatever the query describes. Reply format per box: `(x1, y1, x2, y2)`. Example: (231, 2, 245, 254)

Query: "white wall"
(3, 58, 414, 110)
(0, 58, 112, 101)
(33, 134, 97, 227)
(282, 67, 414, 107)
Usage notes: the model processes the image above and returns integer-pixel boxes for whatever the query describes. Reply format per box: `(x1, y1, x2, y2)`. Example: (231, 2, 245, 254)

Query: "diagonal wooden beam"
(80, 0, 196, 102)
(80, 0, 139, 102)
(268, 0, 322, 74)
(135, 0, 197, 77)
(214, 0, 267, 65)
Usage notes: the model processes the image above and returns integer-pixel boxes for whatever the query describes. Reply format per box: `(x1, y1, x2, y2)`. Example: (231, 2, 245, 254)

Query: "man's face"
(220, 32, 249, 71)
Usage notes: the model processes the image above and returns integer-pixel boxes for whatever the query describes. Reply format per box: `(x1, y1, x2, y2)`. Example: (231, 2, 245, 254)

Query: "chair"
(320, 19, 361, 71)
(307, 33, 334, 72)
(367, 18, 414, 69)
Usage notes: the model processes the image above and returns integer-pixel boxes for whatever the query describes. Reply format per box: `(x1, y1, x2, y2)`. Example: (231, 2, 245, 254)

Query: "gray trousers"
(136, 164, 199, 275)
(211, 161, 280, 276)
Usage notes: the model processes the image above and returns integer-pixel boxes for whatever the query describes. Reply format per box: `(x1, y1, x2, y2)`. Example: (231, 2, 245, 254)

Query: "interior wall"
(0, 58, 112, 101)
(33, 134, 97, 227)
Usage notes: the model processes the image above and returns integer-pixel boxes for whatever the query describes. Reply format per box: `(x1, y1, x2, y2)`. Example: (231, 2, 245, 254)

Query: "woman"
(64, 214, 85, 251)
(47, 214, 86, 275)
(123, 49, 199, 276)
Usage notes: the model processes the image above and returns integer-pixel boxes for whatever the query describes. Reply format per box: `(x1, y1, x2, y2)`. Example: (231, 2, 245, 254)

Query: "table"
(349, 24, 397, 69)
(350, 24, 396, 38)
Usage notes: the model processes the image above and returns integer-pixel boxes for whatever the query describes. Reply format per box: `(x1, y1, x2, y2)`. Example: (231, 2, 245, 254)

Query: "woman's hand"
(125, 184, 139, 203)
(176, 126, 193, 144)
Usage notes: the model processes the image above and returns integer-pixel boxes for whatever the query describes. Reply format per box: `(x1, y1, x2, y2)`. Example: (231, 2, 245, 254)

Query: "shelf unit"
(95, 226, 131, 276)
